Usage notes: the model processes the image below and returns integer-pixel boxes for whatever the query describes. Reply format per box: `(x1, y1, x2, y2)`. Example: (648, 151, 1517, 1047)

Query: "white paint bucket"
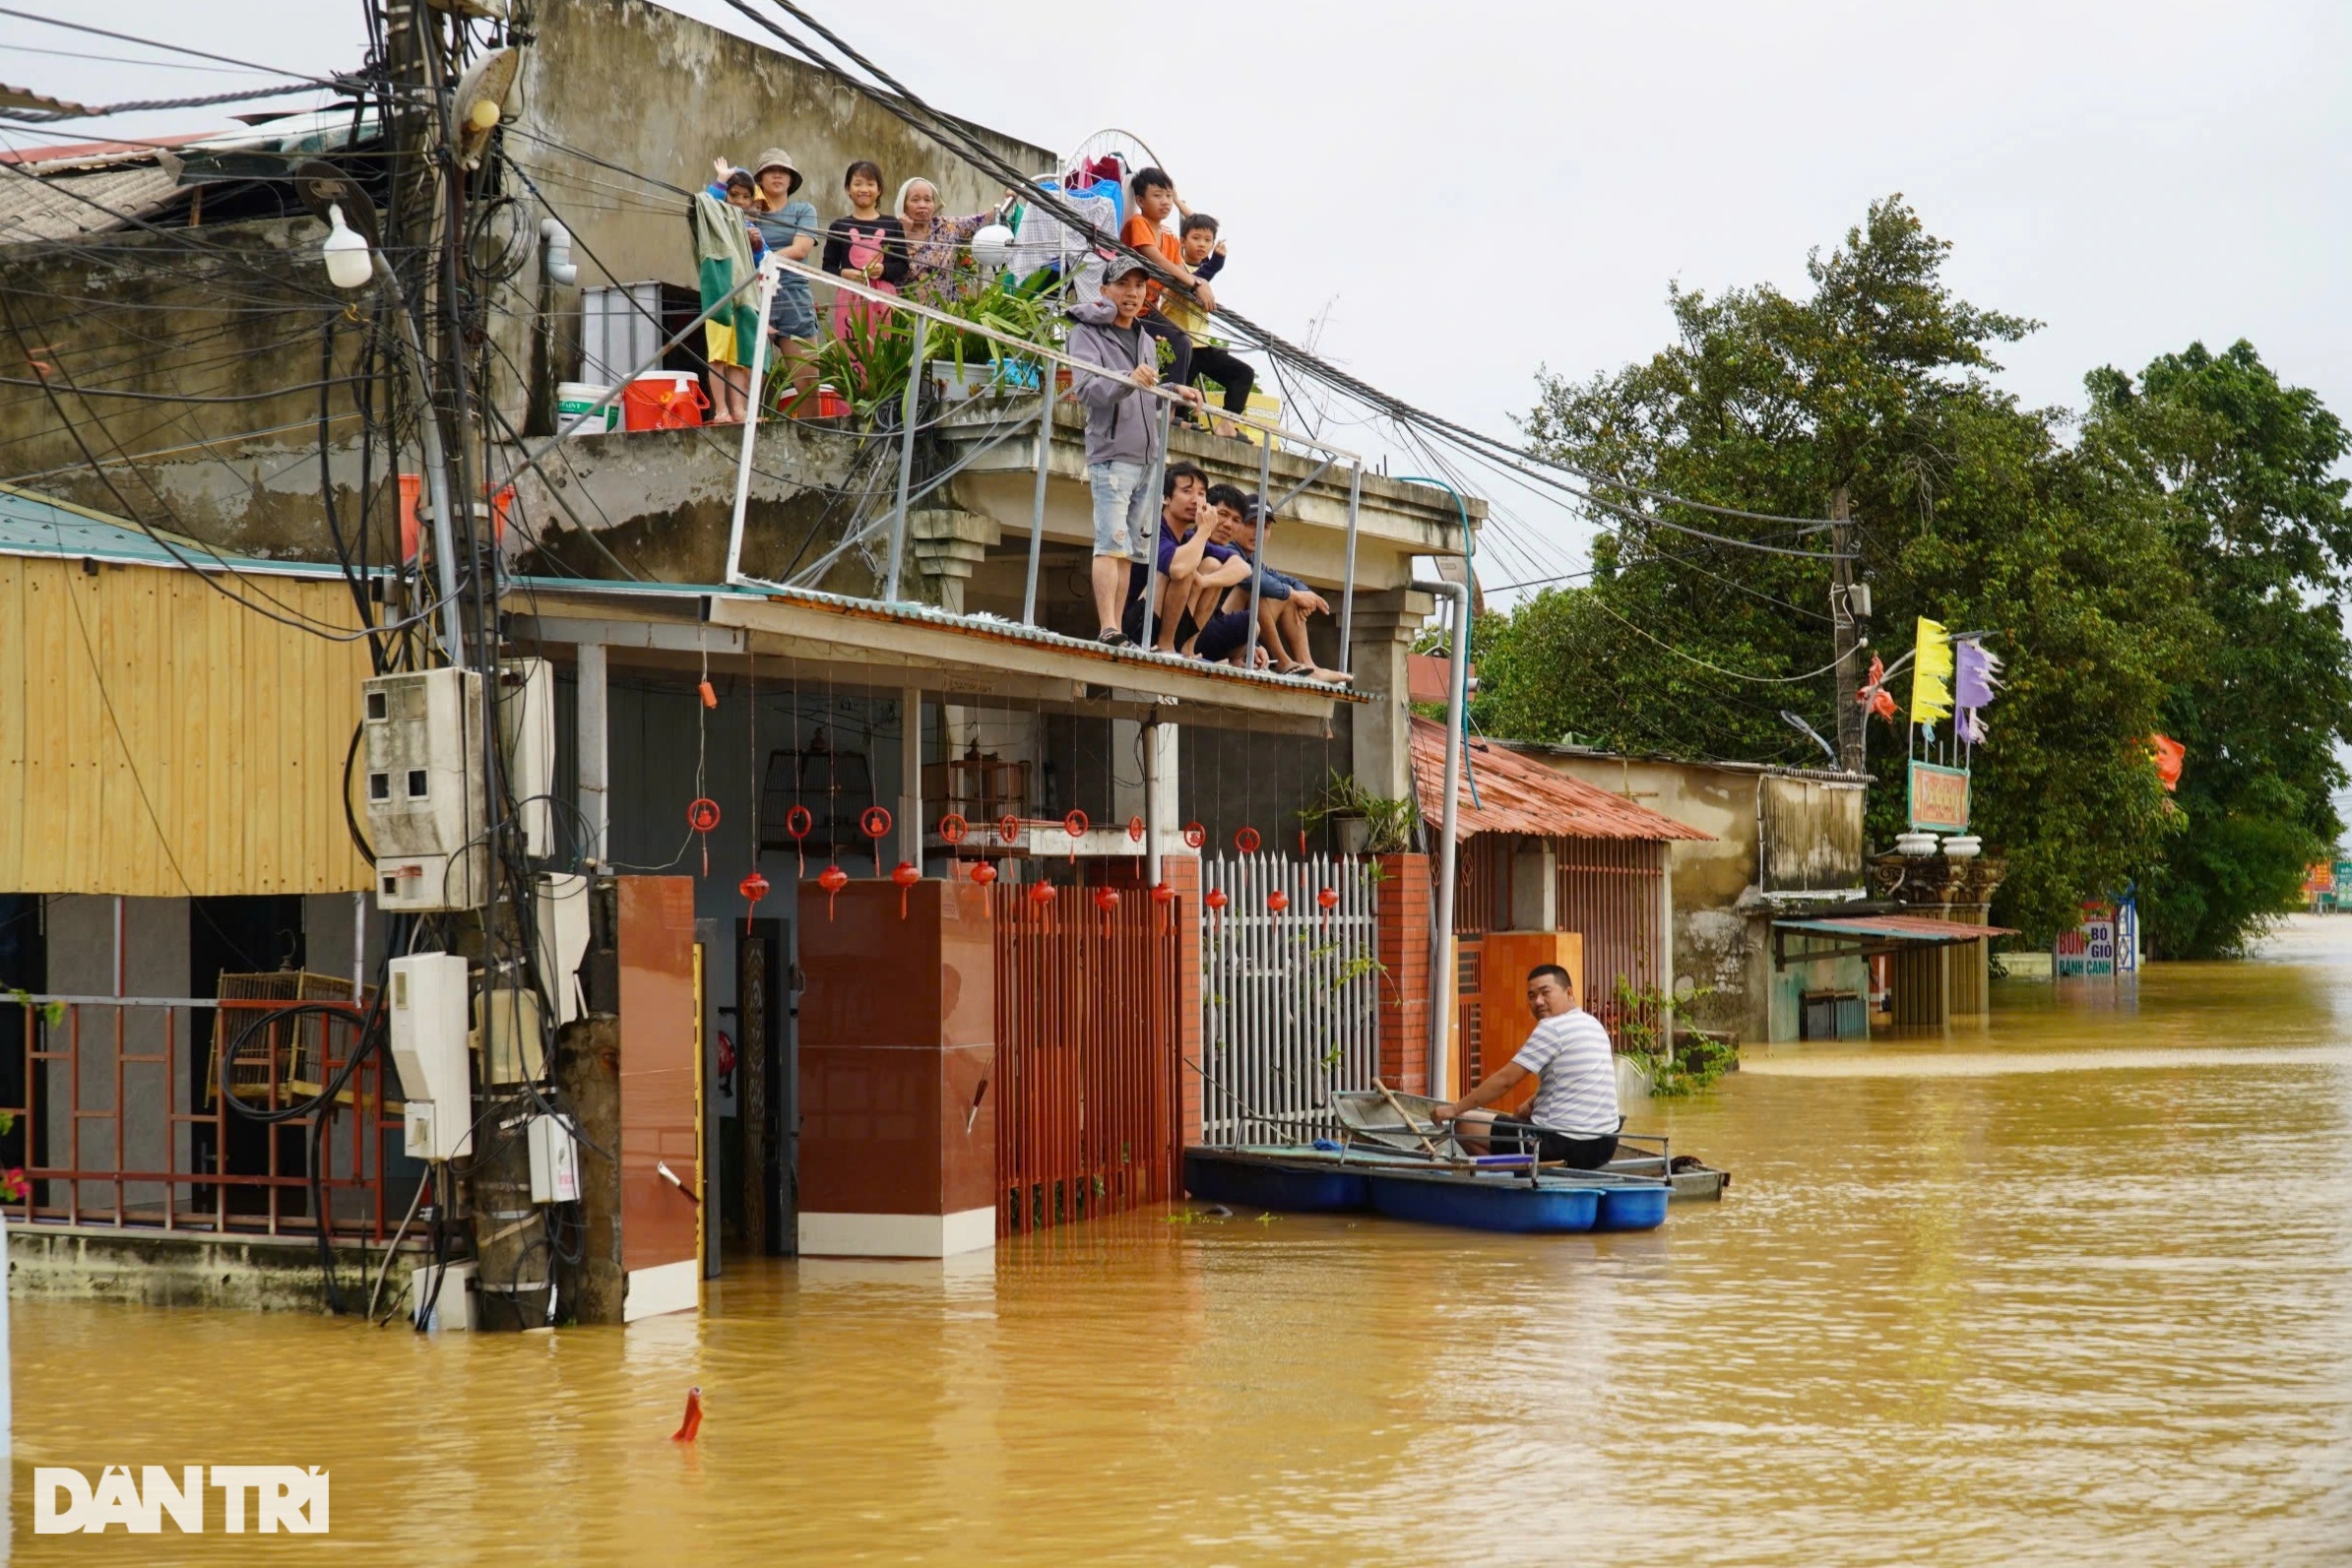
(556, 382, 617, 437)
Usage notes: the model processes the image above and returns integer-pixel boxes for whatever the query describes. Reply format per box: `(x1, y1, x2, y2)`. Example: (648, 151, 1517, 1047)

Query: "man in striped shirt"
(1429, 965, 1621, 1169)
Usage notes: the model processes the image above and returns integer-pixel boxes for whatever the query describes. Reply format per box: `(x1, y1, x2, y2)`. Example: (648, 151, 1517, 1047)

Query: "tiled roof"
(1411, 718, 1713, 843)
(0, 163, 180, 245)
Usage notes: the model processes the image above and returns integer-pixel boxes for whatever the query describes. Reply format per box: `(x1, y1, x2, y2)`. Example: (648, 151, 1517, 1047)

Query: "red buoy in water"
(672, 1386, 703, 1443)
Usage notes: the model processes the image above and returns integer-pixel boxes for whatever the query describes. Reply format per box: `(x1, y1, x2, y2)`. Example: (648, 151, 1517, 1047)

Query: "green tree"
(2085, 343, 2352, 956)
(1479, 197, 2201, 940)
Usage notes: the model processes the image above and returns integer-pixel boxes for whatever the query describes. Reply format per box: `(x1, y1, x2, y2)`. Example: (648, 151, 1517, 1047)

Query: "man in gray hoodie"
(1069, 256, 1202, 643)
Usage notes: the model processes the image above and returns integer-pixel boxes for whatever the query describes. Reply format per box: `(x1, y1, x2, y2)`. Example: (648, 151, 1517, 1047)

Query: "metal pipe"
(1137, 402, 1172, 651)
(1241, 433, 1274, 665)
(1415, 577, 1472, 1098)
(374, 255, 466, 664)
(1339, 464, 1362, 676)
(1143, 714, 1162, 887)
(576, 642, 608, 864)
(900, 686, 922, 870)
(884, 316, 928, 602)
(723, 258, 784, 587)
(1021, 388, 1052, 624)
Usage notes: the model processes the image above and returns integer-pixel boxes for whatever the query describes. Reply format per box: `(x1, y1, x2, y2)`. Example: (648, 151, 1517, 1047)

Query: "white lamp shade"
(969, 222, 1014, 272)
(322, 204, 373, 289)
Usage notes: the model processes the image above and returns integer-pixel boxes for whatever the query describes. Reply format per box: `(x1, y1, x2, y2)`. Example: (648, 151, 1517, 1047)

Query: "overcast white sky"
(6, 1, 2349, 589)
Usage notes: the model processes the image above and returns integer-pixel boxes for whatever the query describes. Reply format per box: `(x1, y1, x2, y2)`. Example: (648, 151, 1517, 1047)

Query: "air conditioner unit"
(363, 668, 488, 912)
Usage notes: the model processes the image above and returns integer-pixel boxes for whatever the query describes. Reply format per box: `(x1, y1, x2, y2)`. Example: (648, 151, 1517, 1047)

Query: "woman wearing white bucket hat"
(749, 148, 822, 401)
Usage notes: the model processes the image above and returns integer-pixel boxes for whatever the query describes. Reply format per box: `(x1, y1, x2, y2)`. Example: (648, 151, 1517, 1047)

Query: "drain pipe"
(1415, 577, 1472, 1098)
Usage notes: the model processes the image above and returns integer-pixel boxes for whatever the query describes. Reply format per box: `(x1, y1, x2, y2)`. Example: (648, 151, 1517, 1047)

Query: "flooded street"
(14, 922, 2352, 1566)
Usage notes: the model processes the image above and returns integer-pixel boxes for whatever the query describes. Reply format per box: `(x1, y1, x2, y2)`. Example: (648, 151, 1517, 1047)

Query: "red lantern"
(938, 813, 967, 844)
(892, 859, 922, 918)
(1182, 822, 1206, 850)
(1267, 889, 1290, 913)
(739, 868, 770, 932)
(687, 797, 721, 876)
(969, 860, 999, 887)
(1027, 880, 1056, 907)
(1316, 884, 1339, 928)
(1093, 886, 1119, 912)
(697, 679, 718, 710)
(997, 814, 1022, 847)
(1204, 885, 1228, 931)
(1235, 827, 1260, 854)
(817, 862, 849, 919)
(1149, 879, 1176, 934)
(1126, 815, 1145, 844)
(784, 803, 813, 876)
(859, 804, 893, 875)
(1063, 809, 1088, 865)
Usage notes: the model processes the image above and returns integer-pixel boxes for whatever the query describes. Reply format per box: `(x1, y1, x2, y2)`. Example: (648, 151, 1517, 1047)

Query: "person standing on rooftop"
(1068, 256, 1202, 645)
(897, 177, 993, 307)
(748, 148, 822, 404)
(821, 158, 906, 346)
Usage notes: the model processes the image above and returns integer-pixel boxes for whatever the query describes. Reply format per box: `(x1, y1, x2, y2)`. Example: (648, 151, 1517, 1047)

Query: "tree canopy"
(1476, 198, 2346, 949)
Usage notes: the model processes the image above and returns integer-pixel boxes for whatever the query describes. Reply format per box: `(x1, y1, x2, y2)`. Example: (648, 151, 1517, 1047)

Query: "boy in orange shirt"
(1119, 166, 1213, 403)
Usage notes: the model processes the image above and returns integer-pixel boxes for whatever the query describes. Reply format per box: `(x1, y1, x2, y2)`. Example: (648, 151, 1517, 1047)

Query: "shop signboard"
(1907, 761, 1971, 834)
(2055, 918, 2118, 978)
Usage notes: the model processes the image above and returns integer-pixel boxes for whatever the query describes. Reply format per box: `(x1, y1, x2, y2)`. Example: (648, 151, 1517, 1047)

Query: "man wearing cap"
(1068, 256, 1201, 645)
(748, 149, 821, 400)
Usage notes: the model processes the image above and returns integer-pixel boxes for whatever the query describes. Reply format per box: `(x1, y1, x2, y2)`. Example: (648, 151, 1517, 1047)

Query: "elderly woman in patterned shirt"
(894, 177, 992, 306)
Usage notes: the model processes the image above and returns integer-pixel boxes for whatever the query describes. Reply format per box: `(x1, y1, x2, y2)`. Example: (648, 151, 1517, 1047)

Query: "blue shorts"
(1087, 460, 1153, 562)
(769, 290, 818, 342)
(1193, 608, 1253, 662)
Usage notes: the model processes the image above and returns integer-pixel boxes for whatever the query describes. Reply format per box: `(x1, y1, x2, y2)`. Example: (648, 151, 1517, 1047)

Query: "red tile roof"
(1411, 719, 1713, 843)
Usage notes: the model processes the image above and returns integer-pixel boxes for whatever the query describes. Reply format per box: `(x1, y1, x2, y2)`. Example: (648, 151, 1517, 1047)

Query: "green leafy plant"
(1611, 976, 1734, 1098)
(1298, 771, 1421, 854)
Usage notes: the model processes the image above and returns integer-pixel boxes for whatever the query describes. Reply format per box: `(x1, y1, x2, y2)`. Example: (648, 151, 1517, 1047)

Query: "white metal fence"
(1199, 854, 1381, 1146)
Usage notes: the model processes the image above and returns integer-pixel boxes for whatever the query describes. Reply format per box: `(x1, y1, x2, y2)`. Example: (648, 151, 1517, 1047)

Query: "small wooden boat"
(1181, 1144, 1670, 1235)
(1330, 1089, 1730, 1202)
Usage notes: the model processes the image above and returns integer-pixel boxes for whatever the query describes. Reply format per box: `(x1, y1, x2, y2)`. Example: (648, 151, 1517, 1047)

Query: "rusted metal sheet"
(1557, 838, 1666, 1046)
(1411, 719, 1712, 843)
(1758, 775, 1866, 895)
(991, 883, 1180, 1235)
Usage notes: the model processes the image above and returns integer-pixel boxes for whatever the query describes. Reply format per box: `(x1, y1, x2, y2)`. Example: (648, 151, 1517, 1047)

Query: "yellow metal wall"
(0, 555, 374, 896)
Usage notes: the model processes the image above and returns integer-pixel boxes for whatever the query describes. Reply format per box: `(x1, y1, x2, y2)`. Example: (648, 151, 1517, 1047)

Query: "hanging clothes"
(690, 190, 762, 372)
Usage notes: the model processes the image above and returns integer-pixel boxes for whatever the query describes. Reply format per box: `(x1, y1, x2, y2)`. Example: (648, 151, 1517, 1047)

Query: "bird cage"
(207, 971, 368, 1107)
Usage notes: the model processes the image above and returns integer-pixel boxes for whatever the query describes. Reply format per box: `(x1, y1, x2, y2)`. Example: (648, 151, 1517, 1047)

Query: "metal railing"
(1198, 854, 1381, 1146)
(0, 995, 410, 1240)
(711, 254, 1375, 675)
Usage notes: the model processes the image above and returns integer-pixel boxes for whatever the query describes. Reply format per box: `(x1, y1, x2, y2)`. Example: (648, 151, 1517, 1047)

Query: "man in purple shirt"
(1120, 463, 1251, 653)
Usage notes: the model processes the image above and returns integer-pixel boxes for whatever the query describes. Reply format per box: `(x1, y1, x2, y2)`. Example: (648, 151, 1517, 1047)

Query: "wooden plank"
(0, 561, 24, 888)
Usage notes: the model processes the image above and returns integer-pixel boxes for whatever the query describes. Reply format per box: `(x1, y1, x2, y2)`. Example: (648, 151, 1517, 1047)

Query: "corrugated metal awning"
(1774, 914, 2012, 942)
(1411, 718, 1713, 843)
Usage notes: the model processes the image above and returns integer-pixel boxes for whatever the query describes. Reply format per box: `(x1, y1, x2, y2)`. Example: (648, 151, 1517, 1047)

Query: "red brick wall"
(1375, 853, 1433, 1096)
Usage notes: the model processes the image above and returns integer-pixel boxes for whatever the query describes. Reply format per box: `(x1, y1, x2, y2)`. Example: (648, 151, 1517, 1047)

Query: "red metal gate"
(991, 885, 1181, 1235)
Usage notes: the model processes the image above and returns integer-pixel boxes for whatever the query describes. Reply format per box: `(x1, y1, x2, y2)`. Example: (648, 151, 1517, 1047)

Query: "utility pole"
(1829, 483, 1867, 775)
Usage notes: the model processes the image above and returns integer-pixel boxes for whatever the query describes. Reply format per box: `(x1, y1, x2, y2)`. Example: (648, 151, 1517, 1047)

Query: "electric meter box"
(528, 1113, 582, 1204)
(498, 658, 555, 859)
(388, 953, 473, 1160)
(363, 668, 488, 911)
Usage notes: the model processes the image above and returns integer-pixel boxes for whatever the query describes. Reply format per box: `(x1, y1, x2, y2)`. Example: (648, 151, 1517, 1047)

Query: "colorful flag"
(1953, 639, 2002, 745)
(2148, 734, 2185, 791)
(1908, 618, 1952, 726)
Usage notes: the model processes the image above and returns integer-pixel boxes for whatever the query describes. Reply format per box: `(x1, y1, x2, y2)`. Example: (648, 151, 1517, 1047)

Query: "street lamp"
(293, 160, 467, 665)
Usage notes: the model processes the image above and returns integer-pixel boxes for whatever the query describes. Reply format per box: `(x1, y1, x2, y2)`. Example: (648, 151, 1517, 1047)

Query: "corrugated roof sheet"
(0, 163, 181, 245)
(1774, 914, 2013, 942)
(0, 483, 349, 578)
(1411, 718, 1713, 843)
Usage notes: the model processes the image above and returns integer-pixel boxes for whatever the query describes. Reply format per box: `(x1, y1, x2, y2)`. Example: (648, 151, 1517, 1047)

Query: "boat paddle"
(1373, 1079, 1442, 1160)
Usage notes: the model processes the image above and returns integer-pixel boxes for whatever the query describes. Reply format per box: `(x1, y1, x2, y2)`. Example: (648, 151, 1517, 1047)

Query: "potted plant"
(1298, 771, 1420, 855)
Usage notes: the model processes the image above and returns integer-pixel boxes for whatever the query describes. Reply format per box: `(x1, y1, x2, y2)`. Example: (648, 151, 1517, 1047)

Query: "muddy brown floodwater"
(13, 920, 2352, 1565)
